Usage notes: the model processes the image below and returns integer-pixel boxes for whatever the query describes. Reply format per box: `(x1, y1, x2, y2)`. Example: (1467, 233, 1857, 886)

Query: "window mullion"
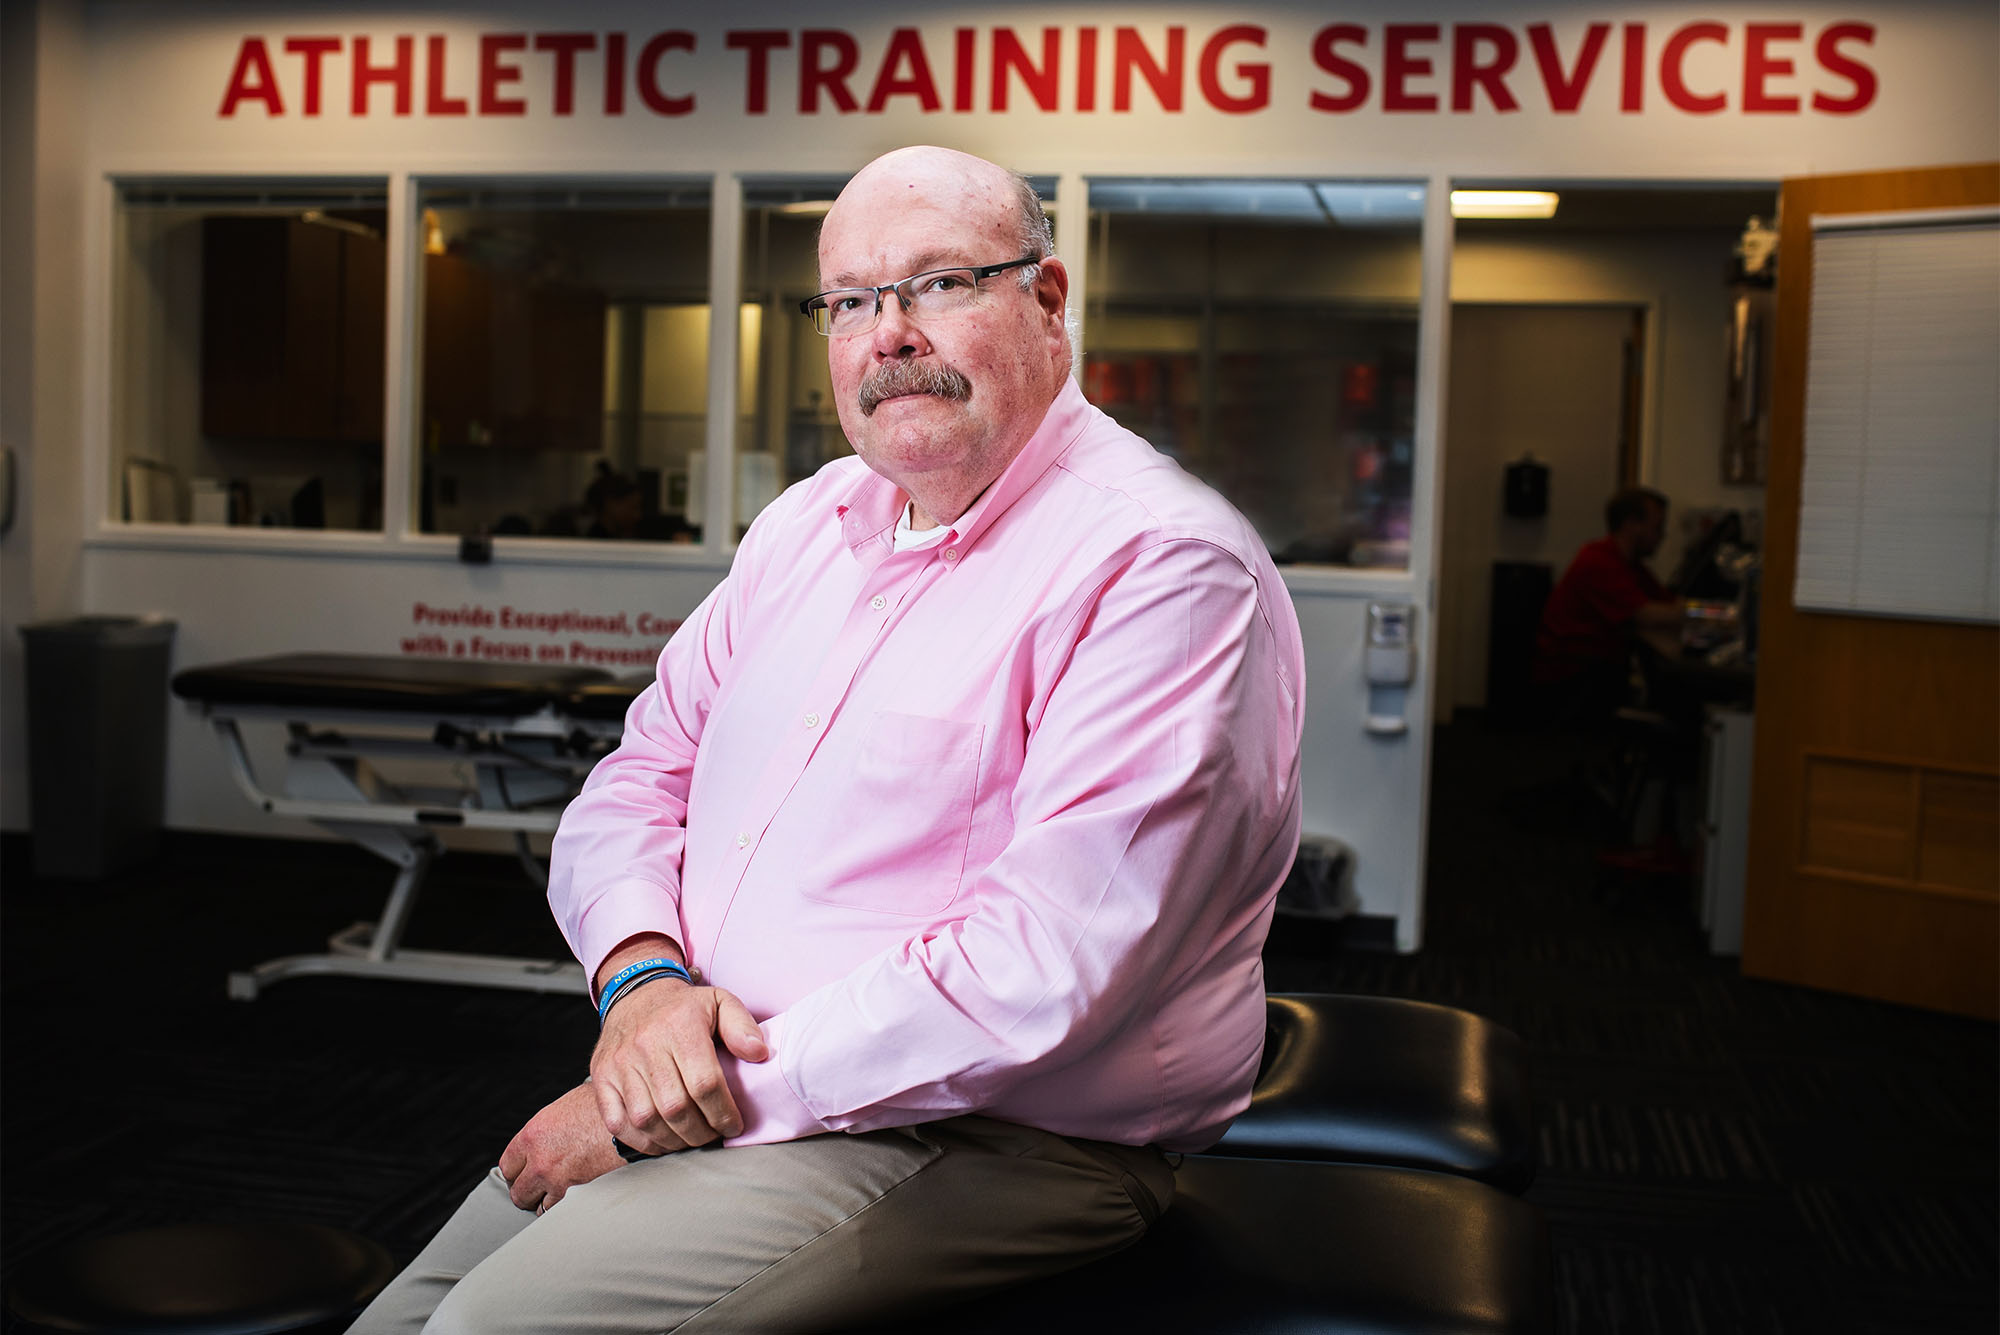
(705, 173, 743, 552)
(382, 172, 417, 542)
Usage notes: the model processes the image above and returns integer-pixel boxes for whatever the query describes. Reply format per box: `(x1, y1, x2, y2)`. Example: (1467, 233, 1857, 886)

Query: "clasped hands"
(499, 966, 769, 1214)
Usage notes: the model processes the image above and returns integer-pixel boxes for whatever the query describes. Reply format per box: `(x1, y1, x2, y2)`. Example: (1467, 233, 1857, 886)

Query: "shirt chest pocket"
(801, 711, 985, 917)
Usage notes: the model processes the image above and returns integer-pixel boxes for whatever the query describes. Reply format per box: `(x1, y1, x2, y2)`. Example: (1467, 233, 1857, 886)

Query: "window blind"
(1797, 209, 2000, 624)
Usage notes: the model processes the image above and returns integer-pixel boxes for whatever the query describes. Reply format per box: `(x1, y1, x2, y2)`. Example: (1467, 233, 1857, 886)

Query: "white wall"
(3, 0, 92, 832)
(0, 0, 39, 831)
(28, 0, 87, 627)
(1289, 580, 1434, 937)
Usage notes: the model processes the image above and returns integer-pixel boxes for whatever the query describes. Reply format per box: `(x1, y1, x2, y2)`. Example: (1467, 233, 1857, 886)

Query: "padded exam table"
(172, 653, 647, 1000)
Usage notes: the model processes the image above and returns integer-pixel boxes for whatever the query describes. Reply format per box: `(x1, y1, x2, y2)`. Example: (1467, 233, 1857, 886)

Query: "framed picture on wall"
(1723, 281, 1774, 485)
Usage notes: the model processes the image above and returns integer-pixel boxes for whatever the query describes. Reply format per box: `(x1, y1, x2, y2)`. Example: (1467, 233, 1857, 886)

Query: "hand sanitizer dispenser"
(1365, 602, 1414, 736)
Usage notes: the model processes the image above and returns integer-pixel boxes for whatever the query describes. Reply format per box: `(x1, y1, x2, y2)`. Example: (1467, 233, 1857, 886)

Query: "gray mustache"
(859, 362, 973, 416)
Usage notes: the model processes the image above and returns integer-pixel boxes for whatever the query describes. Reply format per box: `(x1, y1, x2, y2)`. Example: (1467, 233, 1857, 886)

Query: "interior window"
(114, 181, 390, 530)
(1085, 180, 1425, 568)
(414, 183, 712, 543)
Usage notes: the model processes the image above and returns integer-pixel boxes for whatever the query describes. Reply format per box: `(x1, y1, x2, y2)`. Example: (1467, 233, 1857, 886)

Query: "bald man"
(351, 147, 1305, 1334)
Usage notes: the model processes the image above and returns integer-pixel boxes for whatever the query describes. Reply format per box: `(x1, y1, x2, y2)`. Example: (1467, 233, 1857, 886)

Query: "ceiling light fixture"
(1451, 190, 1560, 219)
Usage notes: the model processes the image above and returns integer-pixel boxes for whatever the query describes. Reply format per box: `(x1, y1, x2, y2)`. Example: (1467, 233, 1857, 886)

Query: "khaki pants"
(348, 1116, 1174, 1334)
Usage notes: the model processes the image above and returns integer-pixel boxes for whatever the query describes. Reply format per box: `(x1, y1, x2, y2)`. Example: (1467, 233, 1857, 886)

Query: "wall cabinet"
(201, 217, 605, 453)
(201, 216, 383, 444)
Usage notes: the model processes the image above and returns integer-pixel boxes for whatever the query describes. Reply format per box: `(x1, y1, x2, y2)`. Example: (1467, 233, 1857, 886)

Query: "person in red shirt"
(1534, 487, 1685, 721)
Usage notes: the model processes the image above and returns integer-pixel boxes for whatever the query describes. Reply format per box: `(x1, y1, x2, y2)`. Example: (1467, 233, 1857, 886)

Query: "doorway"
(1437, 302, 1643, 723)
(1422, 180, 1779, 953)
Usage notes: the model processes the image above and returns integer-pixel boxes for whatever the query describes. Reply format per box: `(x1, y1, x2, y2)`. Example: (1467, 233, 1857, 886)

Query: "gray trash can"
(1276, 833, 1357, 921)
(19, 615, 177, 879)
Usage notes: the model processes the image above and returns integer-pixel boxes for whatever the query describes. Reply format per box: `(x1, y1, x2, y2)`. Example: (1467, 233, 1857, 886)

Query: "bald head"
(819, 146, 1054, 291)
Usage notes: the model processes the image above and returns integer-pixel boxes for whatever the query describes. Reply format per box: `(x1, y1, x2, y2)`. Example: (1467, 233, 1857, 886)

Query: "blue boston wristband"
(599, 966, 690, 1022)
(596, 957, 693, 1024)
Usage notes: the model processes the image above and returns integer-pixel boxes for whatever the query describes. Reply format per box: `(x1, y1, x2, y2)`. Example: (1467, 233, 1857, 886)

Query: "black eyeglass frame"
(798, 256, 1040, 335)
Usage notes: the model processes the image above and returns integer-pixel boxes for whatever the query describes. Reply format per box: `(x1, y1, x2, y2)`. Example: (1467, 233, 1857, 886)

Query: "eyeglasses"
(800, 257, 1038, 337)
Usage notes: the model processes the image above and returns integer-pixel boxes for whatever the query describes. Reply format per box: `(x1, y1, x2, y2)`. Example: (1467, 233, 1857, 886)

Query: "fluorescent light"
(1451, 190, 1559, 220)
(774, 198, 1054, 218)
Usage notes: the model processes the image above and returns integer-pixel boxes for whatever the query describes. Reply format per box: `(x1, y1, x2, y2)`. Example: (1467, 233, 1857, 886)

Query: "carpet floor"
(3, 716, 1993, 1332)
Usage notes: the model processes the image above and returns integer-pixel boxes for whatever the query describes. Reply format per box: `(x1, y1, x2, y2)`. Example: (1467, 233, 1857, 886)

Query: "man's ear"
(1033, 258, 1070, 325)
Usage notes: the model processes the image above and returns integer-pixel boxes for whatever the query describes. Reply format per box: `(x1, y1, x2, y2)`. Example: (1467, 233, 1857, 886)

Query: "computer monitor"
(1670, 510, 1744, 600)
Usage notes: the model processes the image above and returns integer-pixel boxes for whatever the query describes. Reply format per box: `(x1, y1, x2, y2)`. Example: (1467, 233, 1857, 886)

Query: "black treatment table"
(173, 653, 651, 999)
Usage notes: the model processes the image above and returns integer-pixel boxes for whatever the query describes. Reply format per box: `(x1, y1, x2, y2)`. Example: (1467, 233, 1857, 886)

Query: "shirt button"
(803, 712, 820, 728)
(943, 548, 959, 562)
(871, 595, 887, 610)
(735, 832, 750, 849)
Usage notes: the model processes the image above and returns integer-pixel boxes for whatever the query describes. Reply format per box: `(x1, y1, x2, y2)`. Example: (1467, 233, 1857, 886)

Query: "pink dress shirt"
(548, 378, 1305, 1152)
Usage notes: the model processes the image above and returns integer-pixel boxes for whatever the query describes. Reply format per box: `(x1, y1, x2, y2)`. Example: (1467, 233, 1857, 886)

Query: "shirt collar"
(833, 377, 1092, 559)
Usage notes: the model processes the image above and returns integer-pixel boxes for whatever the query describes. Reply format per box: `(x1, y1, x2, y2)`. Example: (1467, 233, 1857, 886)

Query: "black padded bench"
(876, 1156, 1551, 1333)
(1215, 993, 1536, 1193)
(880, 994, 1545, 1332)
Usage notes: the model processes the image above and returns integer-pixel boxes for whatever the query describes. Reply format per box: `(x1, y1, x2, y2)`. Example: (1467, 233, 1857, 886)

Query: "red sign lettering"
(1661, 21, 1728, 114)
(1115, 26, 1184, 113)
(479, 34, 529, 116)
(215, 22, 1883, 123)
(952, 28, 977, 112)
(992, 27, 1061, 113)
(534, 33, 596, 116)
(728, 30, 789, 115)
(635, 31, 694, 116)
(283, 37, 341, 117)
(800, 29, 860, 114)
(1743, 23, 1803, 113)
(1075, 26, 1099, 111)
(1621, 23, 1647, 112)
(603, 32, 626, 115)
(351, 34, 413, 117)
(426, 35, 467, 116)
(1199, 26, 1269, 114)
(1310, 25, 1370, 113)
(867, 28, 942, 113)
(1383, 24, 1440, 113)
(1452, 24, 1520, 113)
(218, 37, 283, 116)
(1813, 23, 1877, 114)
(1527, 22, 1608, 114)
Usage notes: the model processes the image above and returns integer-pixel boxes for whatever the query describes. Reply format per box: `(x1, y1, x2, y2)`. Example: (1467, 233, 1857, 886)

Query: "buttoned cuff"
(572, 881, 685, 998)
(720, 1012, 828, 1146)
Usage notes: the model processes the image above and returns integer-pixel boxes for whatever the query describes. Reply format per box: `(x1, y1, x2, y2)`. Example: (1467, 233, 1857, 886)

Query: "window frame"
(84, 166, 1451, 591)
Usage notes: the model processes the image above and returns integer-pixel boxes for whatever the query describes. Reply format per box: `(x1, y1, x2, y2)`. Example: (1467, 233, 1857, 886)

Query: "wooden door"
(1741, 163, 2000, 1019)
